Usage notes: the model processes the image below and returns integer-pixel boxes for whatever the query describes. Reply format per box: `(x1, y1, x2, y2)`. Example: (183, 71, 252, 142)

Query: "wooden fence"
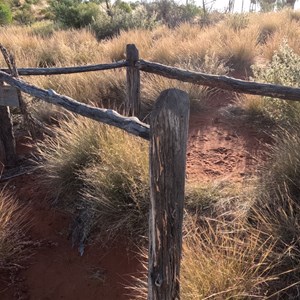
(1, 43, 300, 300)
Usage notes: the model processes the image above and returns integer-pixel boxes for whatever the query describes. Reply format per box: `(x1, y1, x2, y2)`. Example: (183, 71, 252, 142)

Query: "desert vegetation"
(0, 189, 30, 287)
(2, 0, 300, 299)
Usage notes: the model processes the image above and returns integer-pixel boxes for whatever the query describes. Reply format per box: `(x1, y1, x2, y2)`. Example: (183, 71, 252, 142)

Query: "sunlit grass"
(0, 190, 29, 272)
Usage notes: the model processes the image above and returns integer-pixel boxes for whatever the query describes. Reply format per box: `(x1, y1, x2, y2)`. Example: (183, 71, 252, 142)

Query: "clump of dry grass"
(180, 218, 277, 299)
(102, 28, 154, 62)
(217, 26, 259, 71)
(185, 180, 251, 216)
(249, 191, 300, 298)
(129, 211, 282, 299)
(0, 26, 106, 68)
(251, 13, 282, 45)
(261, 126, 300, 201)
(244, 121, 300, 297)
(29, 69, 127, 117)
(37, 115, 149, 240)
(238, 94, 266, 117)
(0, 189, 29, 272)
(37, 117, 104, 203)
(254, 11, 300, 60)
(80, 130, 149, 239)
(225, 13, 249, 32)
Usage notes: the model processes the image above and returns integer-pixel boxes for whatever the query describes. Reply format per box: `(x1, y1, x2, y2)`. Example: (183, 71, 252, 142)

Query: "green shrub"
(144, 0, 201, 28)
(251, 41, 300, 124)
(49, 0, 101, 29)
(0, 3, 12, 25)
(14, 3, 35, 25)
(92, 5, 156, 40)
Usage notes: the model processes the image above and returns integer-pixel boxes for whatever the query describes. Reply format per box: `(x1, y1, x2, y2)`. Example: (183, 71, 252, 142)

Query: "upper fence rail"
(2, 56, 300, 102)
(0, 60, 128, 76)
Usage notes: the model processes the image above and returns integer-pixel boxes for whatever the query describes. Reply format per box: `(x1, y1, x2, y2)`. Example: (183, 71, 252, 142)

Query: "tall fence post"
(126, 44, 140, 117)
(0, 105, 16, 167)
(148, 88, 190, 300)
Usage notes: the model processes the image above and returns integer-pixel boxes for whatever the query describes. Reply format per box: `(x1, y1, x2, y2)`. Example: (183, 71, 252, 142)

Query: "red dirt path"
(0, 91, 270, 300)
(186, 93, 269, 183)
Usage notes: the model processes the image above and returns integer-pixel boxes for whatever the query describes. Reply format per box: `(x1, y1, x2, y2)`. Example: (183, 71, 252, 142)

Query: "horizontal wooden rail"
(0, 70, 150, 140)
(2, 55, 300, 102)
(0, 61, 128, 76)
(139, 60, 300, 102)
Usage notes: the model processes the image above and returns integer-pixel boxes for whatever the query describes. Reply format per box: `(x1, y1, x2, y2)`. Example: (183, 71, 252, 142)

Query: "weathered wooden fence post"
(148, 88, 190, 300)
(0, 98, 17, 167)
(126, 44, 140, 117)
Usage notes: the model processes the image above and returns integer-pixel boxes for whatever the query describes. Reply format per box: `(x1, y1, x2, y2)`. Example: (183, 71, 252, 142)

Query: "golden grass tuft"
(217, 26, 259, 71)
(37, 117, 105, 203)
(37, 115, 149, 240)
(0, 189, 29, 272)
(80, 130, 149, 239)
(261, 125, 300, 199)
(180, 218, 277, 299)
(129, 211, 281, 299)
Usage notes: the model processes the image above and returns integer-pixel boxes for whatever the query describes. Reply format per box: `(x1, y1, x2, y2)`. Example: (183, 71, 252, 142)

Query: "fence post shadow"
(148, 88, 190, 300)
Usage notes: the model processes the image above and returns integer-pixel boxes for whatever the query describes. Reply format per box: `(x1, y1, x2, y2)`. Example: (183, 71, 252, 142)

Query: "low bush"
(0, 3, 12, 25)
(91, 5, 156, 40)
(49, 0, 101, 29)
(144, 0, 201, 28)
(14, 3, 35, 25)
(247, 41, 300, 124)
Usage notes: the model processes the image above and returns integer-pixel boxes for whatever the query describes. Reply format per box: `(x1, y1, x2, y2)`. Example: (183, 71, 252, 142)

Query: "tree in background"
(277, 0, 297, 8)
(257, 0, 276, 11)
(258, 0, 297, 11)
(227, 0, 235, 13)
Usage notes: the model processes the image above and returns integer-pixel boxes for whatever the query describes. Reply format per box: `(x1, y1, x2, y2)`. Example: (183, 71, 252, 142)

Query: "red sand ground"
(0, 91, 270, 300)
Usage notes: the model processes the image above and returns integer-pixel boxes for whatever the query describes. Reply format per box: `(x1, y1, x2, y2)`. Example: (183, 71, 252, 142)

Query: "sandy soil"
(0, 90, 271, 300)
(187, 92, 270, 183)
